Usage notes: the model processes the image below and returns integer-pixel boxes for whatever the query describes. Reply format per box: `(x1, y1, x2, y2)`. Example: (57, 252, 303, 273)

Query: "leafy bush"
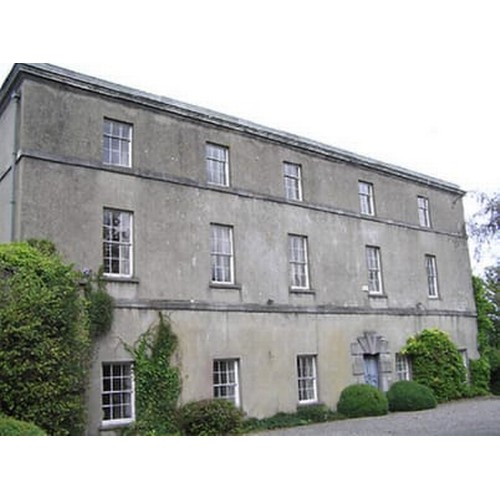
(242, 405, 341, 433)
(0, 415, 47, 436)
(337, 384, 389, 418)
(402, 329, 467, 402)
(0, 241, 91, 435)
(126, 314, 181, 436)
(387, 381, 437, 412)
(178, 399, 244, 436)
(468, 357, 491, 396)
(296, 403, 336, 423)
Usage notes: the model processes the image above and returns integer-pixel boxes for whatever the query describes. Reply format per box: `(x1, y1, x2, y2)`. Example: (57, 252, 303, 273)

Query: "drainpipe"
(10, 91, 21, 242)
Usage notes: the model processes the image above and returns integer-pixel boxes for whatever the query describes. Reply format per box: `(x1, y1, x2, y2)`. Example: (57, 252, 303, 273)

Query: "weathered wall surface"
(1, 71, 477, 435)
(84, 307, 478, 435)
(0, 96, 17, 242)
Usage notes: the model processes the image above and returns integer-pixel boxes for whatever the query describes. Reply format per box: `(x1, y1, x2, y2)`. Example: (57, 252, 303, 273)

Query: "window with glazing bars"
(425, 254, 439, 298)
(103, 119, 132, 167)
(102, 363, 134, 424)
(213, 360, 240, 406)
(206, 143, 230, 186)
(418, 196, 431, 227)
(289, 235, 310, 289)
(359, 181, 375, 215)
(297, 355, 318, 404)
(103, 209, 133, 277)
(395, 354, 412, 381)
(211, 224, 234, 284)
(366, 246, 383, 294)
(284, 162, 303, 201)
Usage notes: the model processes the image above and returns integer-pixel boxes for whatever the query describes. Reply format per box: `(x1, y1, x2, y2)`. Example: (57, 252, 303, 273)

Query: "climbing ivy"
(82, 268, 114, 339)
(126, 314, 181, 435)
(402, 328, 467, 403)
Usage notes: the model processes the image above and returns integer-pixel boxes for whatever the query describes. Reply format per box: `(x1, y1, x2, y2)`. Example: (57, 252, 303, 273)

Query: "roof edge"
(0, 63, 465, 195)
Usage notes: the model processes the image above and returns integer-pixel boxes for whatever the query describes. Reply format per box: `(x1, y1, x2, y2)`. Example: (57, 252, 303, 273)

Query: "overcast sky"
(0, 0, 498, 270)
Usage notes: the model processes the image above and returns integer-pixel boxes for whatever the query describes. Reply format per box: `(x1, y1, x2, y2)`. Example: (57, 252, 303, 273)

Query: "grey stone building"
(0, 63, 477, 435)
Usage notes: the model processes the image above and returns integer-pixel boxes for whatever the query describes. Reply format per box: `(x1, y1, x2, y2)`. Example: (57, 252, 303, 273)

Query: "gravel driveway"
(256, 397, 500, 436)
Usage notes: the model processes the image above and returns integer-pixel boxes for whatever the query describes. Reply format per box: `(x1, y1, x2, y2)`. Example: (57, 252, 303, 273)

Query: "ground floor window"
(459, 349, 470, 383)
(395, 354, 412, 381)
(213, 359, 240, 407)
(102, 362, 134, 425)
(297, 355, 318, 404)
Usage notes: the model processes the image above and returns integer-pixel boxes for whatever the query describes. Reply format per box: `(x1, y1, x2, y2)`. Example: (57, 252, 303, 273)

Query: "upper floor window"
(103, 119, 132, 168)
(359, 181, 375, 216)
(206, 143, 230, 187)
(425, 254, 439, 298)
(297, 355, 318, 404)
(102, 362, 134, 425)
(211, 224, 234, 284)
(284, 161, 303, 201)
(366, 246, 383, 294)
(103, 209, 133, 278)
(213, 359, 240, 407)
(289, 234, 310, 290)
(418, 196, 432, 227)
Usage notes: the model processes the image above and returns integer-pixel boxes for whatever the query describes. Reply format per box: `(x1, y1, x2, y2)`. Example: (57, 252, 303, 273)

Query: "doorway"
(363, 354, 380, 389)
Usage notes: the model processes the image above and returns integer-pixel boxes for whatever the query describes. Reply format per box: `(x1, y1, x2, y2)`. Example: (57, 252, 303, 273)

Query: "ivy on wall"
(126, 314, 181, 435)
(402, 328, 467, 403)
(82, 268, 114, 339)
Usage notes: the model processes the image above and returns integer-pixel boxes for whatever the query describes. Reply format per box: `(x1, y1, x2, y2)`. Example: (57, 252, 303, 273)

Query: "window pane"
(213, 360, 239, 406)
(104, 120, 132, 167)
(297, 356, 317, 403)
(102, 363, 134, 424)
(359, 182, 374, 215)
(206, 144, 229, 186)
(211, 225, 233, 283)
(366, 247, 382, 293)
(103, 209, 133, 277)
(289, 236, 309, 289)
(284, 163, 302, 201)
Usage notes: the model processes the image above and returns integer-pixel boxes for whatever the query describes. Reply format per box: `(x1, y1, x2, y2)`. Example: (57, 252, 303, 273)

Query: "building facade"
(0, 64, 478, 435)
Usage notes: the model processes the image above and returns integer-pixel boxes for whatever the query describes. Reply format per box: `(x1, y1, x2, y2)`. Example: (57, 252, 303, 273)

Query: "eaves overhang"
(0, 63, 465, 196)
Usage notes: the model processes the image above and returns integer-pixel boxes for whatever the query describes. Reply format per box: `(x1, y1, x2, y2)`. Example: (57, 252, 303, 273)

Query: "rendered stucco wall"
(1, 70, 478, 435)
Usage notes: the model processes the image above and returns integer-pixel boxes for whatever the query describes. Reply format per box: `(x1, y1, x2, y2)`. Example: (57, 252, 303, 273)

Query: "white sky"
(0, 0, 498, 270)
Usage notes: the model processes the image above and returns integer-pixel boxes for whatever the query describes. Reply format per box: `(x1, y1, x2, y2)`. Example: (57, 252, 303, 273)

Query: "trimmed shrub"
(178, 399, 244, 436)
(337, 384, 389, 418)
(0, 415, 47, 436)
(387, 381, 437, 412)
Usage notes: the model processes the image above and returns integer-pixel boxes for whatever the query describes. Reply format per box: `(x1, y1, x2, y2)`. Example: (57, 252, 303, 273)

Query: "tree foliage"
(483, 265, 500, 347)
(472, 275, 495, 355)
(0, 241, 91, 435)
(468, 191, 499, 260)
(477, 265, 500, 394)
